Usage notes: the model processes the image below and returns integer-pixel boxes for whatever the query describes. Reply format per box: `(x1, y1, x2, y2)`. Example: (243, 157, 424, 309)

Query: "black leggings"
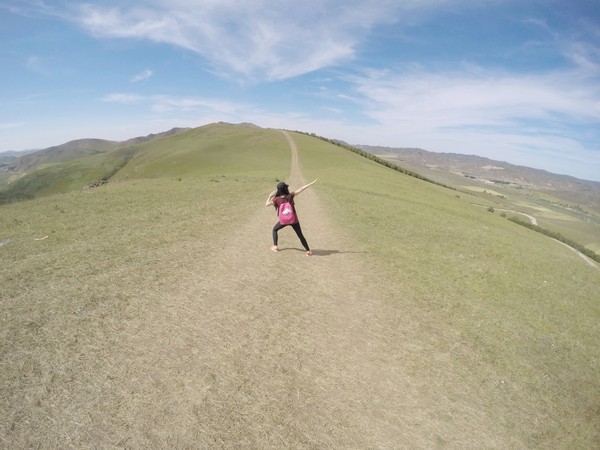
(273, 222, 310, 251)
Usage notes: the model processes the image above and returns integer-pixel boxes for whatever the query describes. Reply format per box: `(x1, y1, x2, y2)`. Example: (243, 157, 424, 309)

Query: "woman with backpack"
(265, 179, 317, 256)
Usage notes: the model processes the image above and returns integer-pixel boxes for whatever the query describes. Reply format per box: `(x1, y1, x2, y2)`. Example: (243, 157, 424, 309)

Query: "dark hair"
(276, 182, 290, 197)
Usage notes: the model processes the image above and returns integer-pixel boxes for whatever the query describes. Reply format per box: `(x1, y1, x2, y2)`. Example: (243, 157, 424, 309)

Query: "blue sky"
(1, 0, 599, 181)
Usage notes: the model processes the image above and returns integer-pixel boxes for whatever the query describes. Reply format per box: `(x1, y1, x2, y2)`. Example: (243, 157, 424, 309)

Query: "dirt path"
(474, 204, 597, 268)
(474, 203, 538, 225)
(154, 131, 412, 446)
(496, 208, 538, 226)
(552, 239, 598, 268)
(77, 132, 509, 448)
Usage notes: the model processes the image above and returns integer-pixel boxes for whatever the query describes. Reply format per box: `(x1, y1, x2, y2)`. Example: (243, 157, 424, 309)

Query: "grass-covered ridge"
(0, 123, 288, 204)
(290, 130, 600, 447)
(294, 130, 456, 189)
(1, 124, 598, 447)
(297, 130, 600, 263)
(508, 216, 600, 263)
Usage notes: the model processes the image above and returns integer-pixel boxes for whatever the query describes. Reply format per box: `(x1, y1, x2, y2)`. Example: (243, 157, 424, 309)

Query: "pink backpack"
(277, 195, 297, 225)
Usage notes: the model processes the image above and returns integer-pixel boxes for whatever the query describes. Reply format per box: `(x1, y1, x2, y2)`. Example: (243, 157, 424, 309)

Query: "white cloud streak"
(150, 95, 251, 114)
(353, 67, 600, 131)
(0, 122, 24, 130)
(130, 69, 154, 83)
(102, 93, 145, 104)
(67, 0, 448, 81)
(101, 92, 254, 116)
(5, 0, 600, 179)
(342, 65, 600, 179)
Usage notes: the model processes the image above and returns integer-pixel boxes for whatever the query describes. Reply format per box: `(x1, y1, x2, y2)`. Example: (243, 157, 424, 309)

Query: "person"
(266, 179, 317, 256)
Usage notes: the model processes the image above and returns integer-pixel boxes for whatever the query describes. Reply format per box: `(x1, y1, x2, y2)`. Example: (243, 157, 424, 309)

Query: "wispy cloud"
(345, 64, 600, 178)
(0, 0, 58, 17)
(102, 93, 145, 104)
(101, 92, 253, 116)
(150, 95, 252, 114)
(25, 55, 51, 76)
(0, 122, 24, 130)
(353, 67, 600, 131)
(65, 0, 449, 81)
(562, 41, 600, 73)
(25, 55, 41, 71)
(130, 69, 154, 83)
(4, 0, 599, 179)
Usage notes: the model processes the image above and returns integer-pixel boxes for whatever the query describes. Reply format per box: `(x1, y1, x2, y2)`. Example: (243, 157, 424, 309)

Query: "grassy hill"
(0, 128, 191, 203)
(360, 144, 600, 210)
(1, 123, 598, 447)
(353, 144, 600, 257)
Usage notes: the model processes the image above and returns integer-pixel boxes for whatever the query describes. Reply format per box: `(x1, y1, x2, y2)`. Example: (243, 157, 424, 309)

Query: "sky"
(1, 0, 599, 181)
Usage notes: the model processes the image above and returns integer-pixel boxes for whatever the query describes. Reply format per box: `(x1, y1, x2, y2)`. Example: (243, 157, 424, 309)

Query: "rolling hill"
(359, 144, 600, 212)
(4, 125, 598, 210)
(1, 123, 599, 447)
(0, 127, 192, 202)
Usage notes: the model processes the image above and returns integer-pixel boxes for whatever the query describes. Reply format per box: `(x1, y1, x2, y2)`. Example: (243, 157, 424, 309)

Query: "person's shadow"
(281, 248, 366, 256)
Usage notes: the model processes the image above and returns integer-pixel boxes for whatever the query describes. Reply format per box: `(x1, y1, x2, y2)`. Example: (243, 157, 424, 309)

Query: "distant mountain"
(357, 145, 600, 211)
(0, 128, 190, 175)
(8, 139, 120, 173)
(0, 149, 37, 168)
(0, 155, 16, 168)
(0, 123, 261, 203)
(0, 149, 38, 158)
(121, 127, 191, 146)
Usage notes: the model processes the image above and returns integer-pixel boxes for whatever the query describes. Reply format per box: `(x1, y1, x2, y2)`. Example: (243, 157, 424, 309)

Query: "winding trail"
(474, 203, 597, 268)
(495, 208, 538, 226)
(552, 239, 598, 268)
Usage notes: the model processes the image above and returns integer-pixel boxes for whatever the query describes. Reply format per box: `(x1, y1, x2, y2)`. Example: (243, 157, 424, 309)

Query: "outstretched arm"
(293, 179, 318, 196)
(265, 190, 276, 207)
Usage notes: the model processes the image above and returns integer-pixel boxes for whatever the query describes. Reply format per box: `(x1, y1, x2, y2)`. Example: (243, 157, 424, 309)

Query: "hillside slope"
(353, 143, 600, 257)
(360, 145, 600, 212)
(1, 125, 598, 447)
(11, 139, 118, 171)
(0, 128, 191, 202)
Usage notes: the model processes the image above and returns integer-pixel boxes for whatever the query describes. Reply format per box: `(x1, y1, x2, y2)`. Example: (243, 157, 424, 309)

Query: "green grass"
(377, 147, 600, 256)
(291, 131, 600, 447)
(0, 124, 290, 204)
(0, 147, 140, 203)
(1, 126, 599, 447)
(0, 175, 280, 446)
(114, 124, 290, 180)
(1, 125, 295, 446)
